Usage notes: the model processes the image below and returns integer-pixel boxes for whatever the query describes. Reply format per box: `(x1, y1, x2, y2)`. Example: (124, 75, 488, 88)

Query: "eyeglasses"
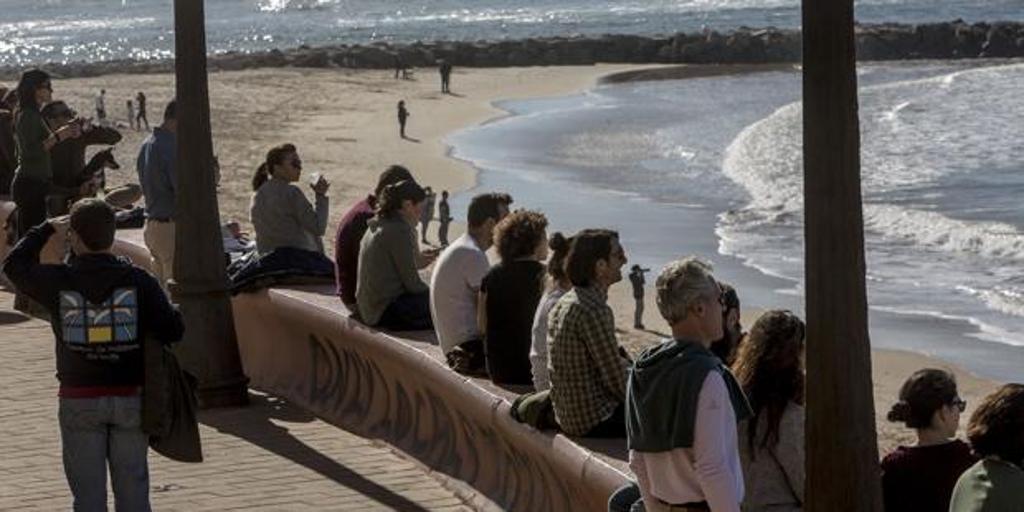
(951, 398, 967, 412)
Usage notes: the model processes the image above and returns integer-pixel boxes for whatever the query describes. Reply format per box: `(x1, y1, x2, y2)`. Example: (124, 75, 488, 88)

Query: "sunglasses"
(290, 159, 302, 169)
(41, 82, 53, 92)
(951, 398, 967, 412)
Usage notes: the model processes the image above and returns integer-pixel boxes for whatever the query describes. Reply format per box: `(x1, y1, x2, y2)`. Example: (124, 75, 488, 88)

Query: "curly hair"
(494, 209, 548, 262)
(732, 310, 806, 454)
(967, 383, 1024, 465)
(886, 369, 959, 429)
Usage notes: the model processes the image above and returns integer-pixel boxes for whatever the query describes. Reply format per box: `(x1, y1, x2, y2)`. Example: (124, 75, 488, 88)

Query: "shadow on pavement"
(200, 392, 433, 512)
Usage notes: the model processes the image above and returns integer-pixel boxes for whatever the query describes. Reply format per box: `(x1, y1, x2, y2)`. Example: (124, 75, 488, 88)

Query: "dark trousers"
(609, 482, 642, 512)
(11, 173, 49, 240)
(585, 401, 627, 438)
(376, 292, 433, 331)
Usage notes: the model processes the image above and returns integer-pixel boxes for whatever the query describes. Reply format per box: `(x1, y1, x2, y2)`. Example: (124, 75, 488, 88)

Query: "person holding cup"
(250, 143, 330, 255)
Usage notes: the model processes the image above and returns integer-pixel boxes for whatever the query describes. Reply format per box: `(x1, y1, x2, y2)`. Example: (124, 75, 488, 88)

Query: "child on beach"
(881, 369, 977, 512)
(397, 100, 409, 138)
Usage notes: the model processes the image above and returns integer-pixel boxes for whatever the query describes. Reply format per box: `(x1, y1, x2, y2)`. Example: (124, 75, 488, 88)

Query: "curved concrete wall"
(231, 289, 629, 511)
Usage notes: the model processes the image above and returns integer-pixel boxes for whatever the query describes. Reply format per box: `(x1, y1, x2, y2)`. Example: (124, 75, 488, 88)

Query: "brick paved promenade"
(0, 291, 474, 511)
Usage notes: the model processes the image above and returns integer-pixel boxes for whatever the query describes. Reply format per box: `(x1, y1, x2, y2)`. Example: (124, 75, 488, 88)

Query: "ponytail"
(253, 142, 297, 191)
(252, 163, 270, 191)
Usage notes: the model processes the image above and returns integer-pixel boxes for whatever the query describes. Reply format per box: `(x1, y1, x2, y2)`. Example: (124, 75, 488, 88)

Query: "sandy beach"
(39, 63, 1001, 454)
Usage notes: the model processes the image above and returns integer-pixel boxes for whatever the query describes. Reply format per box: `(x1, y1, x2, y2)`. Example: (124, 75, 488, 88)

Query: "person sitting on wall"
(709, 282, 743, 365)
(356, 179, 437, 331)
(430, 192, 512, 375)
(333, 165, 415, 316)
(249, 143, 329, 255)
(950, 383, 1024, 511)
(624, 257, 752, 512)
(734, 310, 807, 511)
(881, 368, 977, 512)
(530, 231, 573, 392)
(548, 229, 631, 437)
(479, 209, 548, 387)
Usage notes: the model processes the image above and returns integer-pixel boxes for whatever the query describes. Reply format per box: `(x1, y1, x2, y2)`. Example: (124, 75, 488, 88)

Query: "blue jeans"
(59, 395, 151, 512)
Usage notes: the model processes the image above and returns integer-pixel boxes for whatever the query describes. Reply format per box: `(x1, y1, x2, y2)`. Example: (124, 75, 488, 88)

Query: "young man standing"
(628, 264, 650, 330)
(626, 257, 751, 512)
(430, 192, 512, 375)
(136, 100, 177, 287)
(3, 198, 185, 511)
(548, 229, 631, 437)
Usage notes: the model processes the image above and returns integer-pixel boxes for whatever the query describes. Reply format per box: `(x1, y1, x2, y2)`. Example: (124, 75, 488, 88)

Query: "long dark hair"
(252, 143, 296, 191)
(15, 68, 49, 115)
(732, 310, 806, 454)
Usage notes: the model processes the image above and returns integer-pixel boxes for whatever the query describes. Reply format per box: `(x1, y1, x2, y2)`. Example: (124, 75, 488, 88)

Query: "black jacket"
(2, 222, 184, 388)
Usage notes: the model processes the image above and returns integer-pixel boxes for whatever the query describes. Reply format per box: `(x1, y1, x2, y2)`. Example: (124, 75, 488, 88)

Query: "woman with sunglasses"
(732, 310, 806, 511)
(11, 69, 81, 239)
(249, 143, 330, 256)
(881, 368, 976, 512)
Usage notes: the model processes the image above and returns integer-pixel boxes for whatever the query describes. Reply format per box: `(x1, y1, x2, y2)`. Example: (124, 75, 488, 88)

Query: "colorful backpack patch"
(60, 288, 139, 345)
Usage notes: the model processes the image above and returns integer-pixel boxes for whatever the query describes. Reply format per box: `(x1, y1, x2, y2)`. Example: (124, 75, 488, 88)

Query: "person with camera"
(41, 100, 124, 215)
(629, 264, 651, 329)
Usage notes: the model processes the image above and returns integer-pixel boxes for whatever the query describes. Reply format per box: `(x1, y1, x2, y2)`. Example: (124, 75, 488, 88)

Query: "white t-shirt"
(530, 286, 567, 391)
(430, 233, 490, 354)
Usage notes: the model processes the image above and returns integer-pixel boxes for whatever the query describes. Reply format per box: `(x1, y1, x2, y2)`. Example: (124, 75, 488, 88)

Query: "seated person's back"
(626, 258, 752, 512)
(481, 210, 548, 386)
(733, 311, 809, 512)
(548, 229, 630, 437)
(430, 192, 512, 374)
(356, 180, 433, 330)
(334, 165, 414, 309)
(249, 143, 329, 255)
(949, 384, 1024, 512)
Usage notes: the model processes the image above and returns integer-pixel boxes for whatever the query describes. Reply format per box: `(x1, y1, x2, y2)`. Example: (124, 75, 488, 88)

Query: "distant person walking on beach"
(397, 100, 409, 138)
(136, 99, 177, 287)
(439, 60, 453, 93)
(882, 369, 977, 512)
(94, 89, 106, 123)
(437, 190, 452, 246)
(135, 91, 148, 131)
(126, 99, 135, 130)
(629, 264, 649, 329)
(2, 198, 184, 512)
(420, 186, 435, 244)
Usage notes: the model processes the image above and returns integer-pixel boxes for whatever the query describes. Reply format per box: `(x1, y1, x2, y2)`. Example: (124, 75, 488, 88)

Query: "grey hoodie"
(355, 215, 428, 325)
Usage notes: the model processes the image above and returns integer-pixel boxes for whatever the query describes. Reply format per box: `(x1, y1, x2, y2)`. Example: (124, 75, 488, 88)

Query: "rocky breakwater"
(2, 20, 1023, 80)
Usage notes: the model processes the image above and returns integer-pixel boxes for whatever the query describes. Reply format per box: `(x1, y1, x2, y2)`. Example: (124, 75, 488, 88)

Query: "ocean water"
(447, 61, 1024, 381)
(2, 0, 1024, 67)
